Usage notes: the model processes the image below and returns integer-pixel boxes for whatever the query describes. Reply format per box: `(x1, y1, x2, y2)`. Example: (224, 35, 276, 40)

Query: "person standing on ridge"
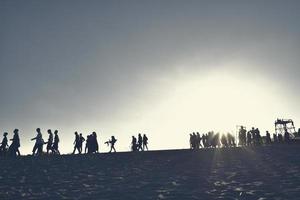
(0, 132, 9, 154)
(72, 132, 81, 154)
(138, 133, 143, 151)
(31, 128, 44, 156)
(46, 129, 53, 154)
(105, 136, 117, 153)
(131, 136, 137, 151)
(143, 134, 148, 151)
(52, 130, 60, 154)
(79, 133, 85, 154)
(91, 132, 99, 153)
(9, 129, 21, 156)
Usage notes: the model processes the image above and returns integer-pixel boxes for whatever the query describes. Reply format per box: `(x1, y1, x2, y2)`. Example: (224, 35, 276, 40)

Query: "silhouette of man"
(221, 134, 228, 147)
(189, 134, 193, 149)
(85, 134, 91, 153)
(239, 126, 247, 146)
(247, 131, 252, 146)
(138, 133, 143, 151)
(191, 132, 197, 149)
(52, 130, 60, 154)
(0, 132, 9, 154)
(9, 129, 21, 156)
(92, 132, 99, 153)
(256, 128, 261, 145)
(131, 136, 137, 151)
(266, 131, 271, 144)
(106, 136, 117, 153)
(273, 133, 278, 143)
(196, 132, 202, 149)
(79, 133, 85, 153)
(143, 134, 148, 151)
(46, 129, 53, 154)
(31, 128, 44, 156)
(278, 133, 283, 143)
(72, 132, 81, 154)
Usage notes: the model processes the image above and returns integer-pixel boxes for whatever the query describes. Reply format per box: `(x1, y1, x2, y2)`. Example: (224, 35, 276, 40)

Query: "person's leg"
(32, 144, 37, 155)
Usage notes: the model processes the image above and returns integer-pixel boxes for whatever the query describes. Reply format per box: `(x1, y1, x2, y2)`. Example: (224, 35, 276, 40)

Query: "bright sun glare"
(132, 70, 290, 150)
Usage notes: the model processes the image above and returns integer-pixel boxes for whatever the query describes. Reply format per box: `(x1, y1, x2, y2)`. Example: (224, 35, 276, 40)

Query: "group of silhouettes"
(0, 129, 20, 156)
(189, 126, 295, 150)
(131, 133, 148, 151)
(0, 128, 150, 157)
(31, 128, 60, 156)
(72, 132, 99, 154)
(189, 132, 236, 149)
(238, 126, 292, 146)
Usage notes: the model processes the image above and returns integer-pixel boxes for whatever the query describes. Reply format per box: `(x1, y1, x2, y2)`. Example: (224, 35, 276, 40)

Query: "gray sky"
(1, 0, 300, 154)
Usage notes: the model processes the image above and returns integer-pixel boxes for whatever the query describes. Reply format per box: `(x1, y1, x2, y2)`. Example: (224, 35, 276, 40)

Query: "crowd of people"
(131, 133, 148, 151)
(0, 129, 150, 157)
(189, 126, 297, 150)
(0, 125, 298, 156)
(72, 132, 99, 154)
(31, 128, 60, 156)
(238, 126, 294, 146)
(189, 131, 236, 149)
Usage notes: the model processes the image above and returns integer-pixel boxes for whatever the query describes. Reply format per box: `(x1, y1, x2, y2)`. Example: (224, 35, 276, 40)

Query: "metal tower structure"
(274, 119, 297, 138)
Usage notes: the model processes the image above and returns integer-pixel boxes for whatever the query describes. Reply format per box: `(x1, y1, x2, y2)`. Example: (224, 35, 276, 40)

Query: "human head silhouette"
(36, 128, 41, 133)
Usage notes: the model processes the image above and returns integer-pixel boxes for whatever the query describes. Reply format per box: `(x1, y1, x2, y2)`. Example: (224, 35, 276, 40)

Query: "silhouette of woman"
(9, 129, 21, 156)
(0, 132, 9, 154)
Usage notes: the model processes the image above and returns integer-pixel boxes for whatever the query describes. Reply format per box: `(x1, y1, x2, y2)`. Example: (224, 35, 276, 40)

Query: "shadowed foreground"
(0, 146, 300, 200)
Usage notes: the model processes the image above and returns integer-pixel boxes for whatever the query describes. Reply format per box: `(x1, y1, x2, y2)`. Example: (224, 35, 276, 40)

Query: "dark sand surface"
(0, 145, 300, 200)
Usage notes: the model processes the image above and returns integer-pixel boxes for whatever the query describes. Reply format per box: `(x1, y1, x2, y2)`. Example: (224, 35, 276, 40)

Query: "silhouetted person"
(273, 133, 278, 143)
(105, 136, 117, 153)
(221, 134, 228, 147)
(239, 126, 247, 146)
(143, 134, 149, 151)
(189, 134, 193, 149)
(247, 131, 252, 146)
(191, 132, 197, 149)
(31, 128, 44, 156)
(227, 133, 236, 147)
(46, 129, 53, 154)
(72, 132, 81, 154)
(255, 128, 261, 145)
(8, 129, 21, 156)
(91, 132, 99, 153)
(85, 134, 91, 153)
(52, 130, 60, 154)
(79, 133, 85, 153)
(202, 133, 208, 148)
(131, 136, 138, 151)
(278, 133, 283, 143)
(0, 132, 9, 154)
(250, 127, 256, 145)
(266, 131, 271, 144)
(138, 133, 143, 151)
(196, 132, 202, 149)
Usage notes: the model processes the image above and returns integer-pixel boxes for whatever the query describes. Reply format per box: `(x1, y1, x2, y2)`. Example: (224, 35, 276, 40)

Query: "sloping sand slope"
(0, 145, 300, 200)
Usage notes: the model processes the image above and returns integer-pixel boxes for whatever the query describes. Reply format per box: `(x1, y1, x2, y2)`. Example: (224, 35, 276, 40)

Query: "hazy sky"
(1, 0, 300, 154)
